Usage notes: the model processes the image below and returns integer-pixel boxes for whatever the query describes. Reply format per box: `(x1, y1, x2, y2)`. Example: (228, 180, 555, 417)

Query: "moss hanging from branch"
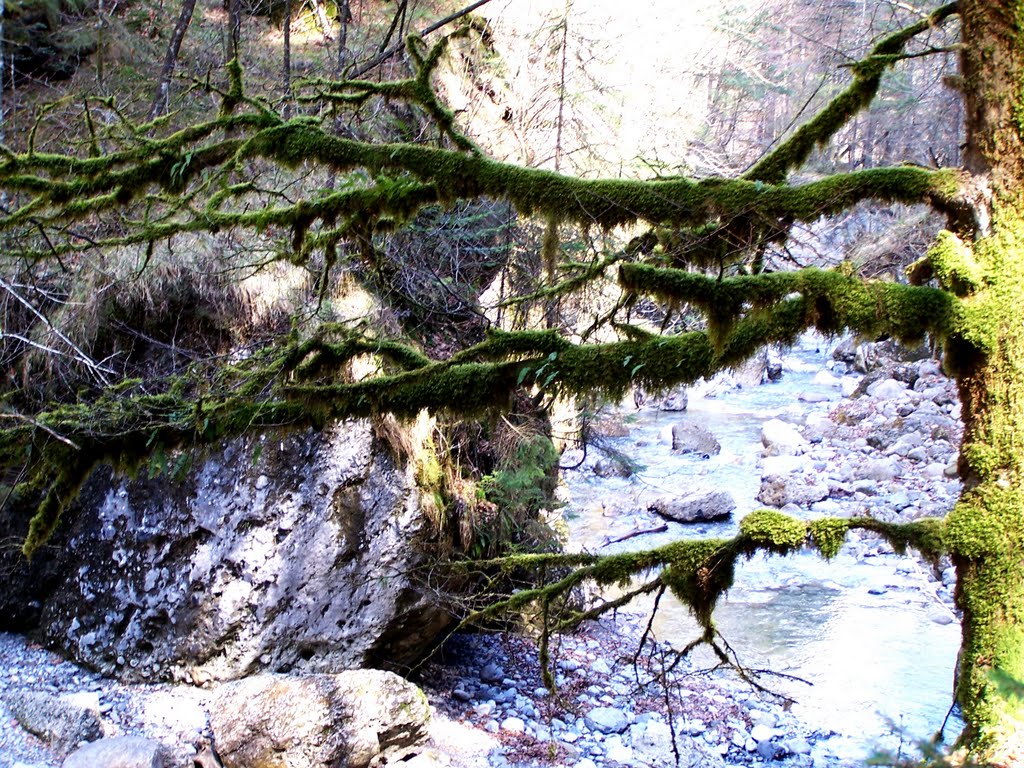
(450, 511, 949, 655)
(619, 263, 961, 347)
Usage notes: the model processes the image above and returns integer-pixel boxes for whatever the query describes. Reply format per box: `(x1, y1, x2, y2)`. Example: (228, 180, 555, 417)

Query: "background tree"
(0, 0, 1022, 763)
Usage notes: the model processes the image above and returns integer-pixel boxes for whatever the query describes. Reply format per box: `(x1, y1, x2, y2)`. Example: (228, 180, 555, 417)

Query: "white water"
(561, 335, 963, 762)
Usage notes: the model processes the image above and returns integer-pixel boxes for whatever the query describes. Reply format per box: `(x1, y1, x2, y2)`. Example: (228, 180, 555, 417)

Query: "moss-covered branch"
(0, 107, 960, 243)
(744, 2, 960, 183)
(452, 510, 948, 649)
(619, 262, 961, 348)
(242, 125, 959, 229)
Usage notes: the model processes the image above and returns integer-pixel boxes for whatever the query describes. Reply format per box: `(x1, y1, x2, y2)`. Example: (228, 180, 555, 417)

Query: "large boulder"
(649, 490, 735, 523)
(670, 422, 721, 457)
(209, 670, 430, 768)
(4, 420, 452, 682)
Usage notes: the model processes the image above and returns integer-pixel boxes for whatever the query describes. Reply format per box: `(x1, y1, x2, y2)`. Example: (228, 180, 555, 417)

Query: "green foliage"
(809, 518, 852, 559)
(477, 433, 559, 529)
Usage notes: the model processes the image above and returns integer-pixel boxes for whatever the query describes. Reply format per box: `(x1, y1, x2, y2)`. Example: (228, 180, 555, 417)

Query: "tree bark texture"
(947, 1, 1024, 762)
(149, 0, 198, 120)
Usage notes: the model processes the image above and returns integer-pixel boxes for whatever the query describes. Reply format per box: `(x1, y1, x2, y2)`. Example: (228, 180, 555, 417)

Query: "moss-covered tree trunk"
(944, 1, 1024, 762)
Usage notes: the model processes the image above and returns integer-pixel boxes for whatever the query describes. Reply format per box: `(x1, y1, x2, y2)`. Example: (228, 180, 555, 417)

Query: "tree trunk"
(149, 0, 198, 120)
(947, 1, 1024, 762)
(282, 0, 292, 118)
(226, 0, 242, 64)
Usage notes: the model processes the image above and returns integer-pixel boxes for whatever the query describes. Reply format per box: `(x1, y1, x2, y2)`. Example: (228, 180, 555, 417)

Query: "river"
(560, 334, 964, 763)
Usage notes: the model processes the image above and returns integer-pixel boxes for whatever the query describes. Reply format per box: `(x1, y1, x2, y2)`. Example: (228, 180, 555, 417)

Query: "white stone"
(761, 419, 809, 457)
(584, 707, 629, 734)
(62, 737, 168, 768)
(812, 370, 841, 387)
(750, 723, 775, 742)
(501, 717, 526, 734)
(760, 455, 807, 477)
(866, 378, 908, 399)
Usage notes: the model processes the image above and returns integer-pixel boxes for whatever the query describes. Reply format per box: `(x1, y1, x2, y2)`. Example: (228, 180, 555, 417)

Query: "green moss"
(21, 453, 95, 559)
(945, 485, 1024, 560)
(739, 510, 807, 553)
(922, 230, 986, 296)
(808, 518, 851, 559)
(619, 263, 960, 349)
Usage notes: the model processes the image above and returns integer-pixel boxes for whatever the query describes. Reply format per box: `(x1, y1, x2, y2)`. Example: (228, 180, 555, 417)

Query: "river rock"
(62, 736, 168, 768)
(649, 490, 735, 523)
(760, 419, 808, 456)
(3, 420, 456, 682)
(812, 370, 841, 387)
(209, 670, 429, 768)
(583, 706, 628, 734)
(757, 475, 829, 507)
(856, 457, 901, 482)
(671, 422, 721, 457)
(660, 387, 689, 412)
(593, 457, 633, 478)
(867, 377, 908, 399)
(4, 690, 102, 756)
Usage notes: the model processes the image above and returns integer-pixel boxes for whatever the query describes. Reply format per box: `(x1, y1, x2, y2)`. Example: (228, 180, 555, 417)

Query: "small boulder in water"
(649, 489, 735, 523)
(670, 422, 720, 457)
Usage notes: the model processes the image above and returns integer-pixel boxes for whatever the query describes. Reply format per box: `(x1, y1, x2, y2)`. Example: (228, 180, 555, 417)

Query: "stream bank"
(0, 335, 964, 768)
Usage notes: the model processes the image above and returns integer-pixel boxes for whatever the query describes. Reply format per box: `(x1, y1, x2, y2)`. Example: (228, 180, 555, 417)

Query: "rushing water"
(561, 335, 963, 762)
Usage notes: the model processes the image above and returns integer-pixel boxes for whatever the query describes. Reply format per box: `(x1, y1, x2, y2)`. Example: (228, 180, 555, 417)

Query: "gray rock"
(783, 736, 812, 755)
(867, 378, 909, 399)
(593, 458, 633, 478)
(5, 690, 102, 756)
(209, 670, 429, 768)
(480, 662, 504, 684)
(857, 458, 901, 482)
(670, 422, 721, 457)
(649, 489, 735, 523)
(760, 419, 808, 457)
(756, 476, 829, 507)
(660, 388, 689, 412)
(756, 739, 785, 760)
(62, 736, 168, 768)
(18, 420, 455, 682)
(584, 706, 628, 734)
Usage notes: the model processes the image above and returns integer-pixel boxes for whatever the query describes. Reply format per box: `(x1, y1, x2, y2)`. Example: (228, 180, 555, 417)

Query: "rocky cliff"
(1, 419, 452, 682)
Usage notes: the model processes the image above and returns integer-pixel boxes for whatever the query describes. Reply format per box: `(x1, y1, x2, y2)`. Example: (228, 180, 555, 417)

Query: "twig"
(348, 0, 494, 78)
(602, 523, 668, 547)
(0, 412, 81, 450)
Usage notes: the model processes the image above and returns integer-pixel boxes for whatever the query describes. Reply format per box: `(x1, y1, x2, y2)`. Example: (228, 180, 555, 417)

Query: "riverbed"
(559, 334, 964, 762)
